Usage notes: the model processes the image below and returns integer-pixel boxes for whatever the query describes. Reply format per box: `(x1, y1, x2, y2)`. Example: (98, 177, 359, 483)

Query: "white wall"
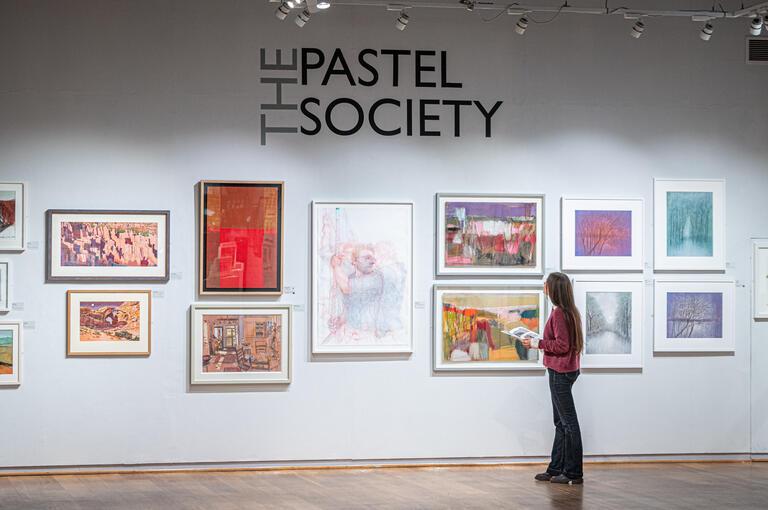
(0, 1, 767, 469)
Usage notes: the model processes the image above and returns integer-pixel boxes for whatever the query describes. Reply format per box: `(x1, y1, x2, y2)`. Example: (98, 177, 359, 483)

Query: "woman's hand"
(521, 339, 532, 349)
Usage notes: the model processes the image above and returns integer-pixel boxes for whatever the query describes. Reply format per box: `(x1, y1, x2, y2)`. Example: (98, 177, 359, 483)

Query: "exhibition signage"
(259, 48, 504, 145)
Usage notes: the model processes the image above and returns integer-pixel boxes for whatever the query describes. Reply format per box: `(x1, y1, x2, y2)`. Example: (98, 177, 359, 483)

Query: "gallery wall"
(1, 0, 767, 470)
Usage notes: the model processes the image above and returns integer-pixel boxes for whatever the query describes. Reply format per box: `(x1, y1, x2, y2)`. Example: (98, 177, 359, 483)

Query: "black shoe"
(534, 472, 554, 482)
(550, 474, 583, 485)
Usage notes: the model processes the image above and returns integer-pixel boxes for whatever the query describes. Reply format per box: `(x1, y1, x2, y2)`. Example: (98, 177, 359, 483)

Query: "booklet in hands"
(504, 326, 541, 341)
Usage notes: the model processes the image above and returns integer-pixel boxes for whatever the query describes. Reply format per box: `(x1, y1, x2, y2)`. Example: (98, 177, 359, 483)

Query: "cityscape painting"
(436, 194, 544, 276)
(433, 285, 546, 371)
(561, 198, 644, 271)
(0, 322, 21, 386)
(67, 290, 151, 356)
(0, 183, 24, 252)
(46, 210, 169, 282)
(199, 181, 283, 296)
(191, 305, 291, 384)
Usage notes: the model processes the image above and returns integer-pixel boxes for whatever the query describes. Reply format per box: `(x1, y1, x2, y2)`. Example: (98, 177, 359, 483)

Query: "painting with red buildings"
(201, 314, 282, 373)
(201, 182, 283, 294)
(79, 301, 141, 342)
(0, 191, 16, 236)
(60, 222, 159, 267)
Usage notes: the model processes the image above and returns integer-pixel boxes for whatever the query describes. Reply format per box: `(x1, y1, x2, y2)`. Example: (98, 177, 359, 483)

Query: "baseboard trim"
(0, 453, 755, 477)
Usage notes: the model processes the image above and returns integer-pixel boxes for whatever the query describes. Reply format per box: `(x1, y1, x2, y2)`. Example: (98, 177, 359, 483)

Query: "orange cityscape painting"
(79, 301, 141, 342)
(61, 222, 159, 267)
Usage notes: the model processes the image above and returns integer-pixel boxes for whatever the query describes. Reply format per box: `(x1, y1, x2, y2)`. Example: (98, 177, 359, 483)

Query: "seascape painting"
(585, 292, 632, 354)
(312, 202, 412, 353)
(575, 210, 632, 257)
(433, 287, 545, 371)
(666, 192, 713, 257)
(666, 292, 723, 338)
(0, 328, 12, 375)
(201, 314, 282, 373)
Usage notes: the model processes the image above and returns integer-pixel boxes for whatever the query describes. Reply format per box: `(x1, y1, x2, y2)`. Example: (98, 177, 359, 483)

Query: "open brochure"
(503, 326, 541, 341)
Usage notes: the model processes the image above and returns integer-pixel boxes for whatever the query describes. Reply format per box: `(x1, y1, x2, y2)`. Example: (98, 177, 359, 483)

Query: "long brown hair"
(545, 272, 584, 354)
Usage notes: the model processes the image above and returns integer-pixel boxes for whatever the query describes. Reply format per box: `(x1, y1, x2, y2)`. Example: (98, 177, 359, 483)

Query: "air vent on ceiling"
(747, 37, 768, 65)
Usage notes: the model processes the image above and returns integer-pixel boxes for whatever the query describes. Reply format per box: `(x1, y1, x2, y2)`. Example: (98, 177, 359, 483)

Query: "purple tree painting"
(575, 210, 632, 257)
(666, 292, 723, 338)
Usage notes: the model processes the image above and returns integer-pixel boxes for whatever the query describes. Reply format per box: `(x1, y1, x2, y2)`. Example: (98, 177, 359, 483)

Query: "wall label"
(259, 48, 504, 145)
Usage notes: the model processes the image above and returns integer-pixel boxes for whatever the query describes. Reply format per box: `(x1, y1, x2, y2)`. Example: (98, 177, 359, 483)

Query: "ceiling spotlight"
(295, 9, 311, 27)
(630, 20, 645, 38)
(460, 0, 475, 12)
(286, 0, 302, 7)
(275, 2, 291, 21)
(395, 11, 410, 31)
(750, 17, 763, 36)
(699, 22, 714, 41)
(515, 16, 529, 35)
(317, 0, 331, 9)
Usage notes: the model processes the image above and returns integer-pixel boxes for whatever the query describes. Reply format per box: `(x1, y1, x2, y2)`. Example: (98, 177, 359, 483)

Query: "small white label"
(726, 262, 734, 269)
(23, 321, 35, 330)
(11, 302, 24, 312)
(152, 290, 165, 299)
(645, 279, 654, 286)
(644, 262, 651, 269)
(294, 304, 305, 312)
(171, 272, 183, 281)
(26, 241, 39, 250)
(284, 286, 296, 295)
(736, 280, 746, 288)
(414, 301, 425, 309)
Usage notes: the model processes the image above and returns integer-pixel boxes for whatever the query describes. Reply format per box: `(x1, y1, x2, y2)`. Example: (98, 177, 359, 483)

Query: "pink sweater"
(537, 307, 580, 373)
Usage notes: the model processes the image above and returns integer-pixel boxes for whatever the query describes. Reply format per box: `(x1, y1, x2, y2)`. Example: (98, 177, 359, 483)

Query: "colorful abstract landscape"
(666, 192, 713, 257)
(586, 292, 632, 354)
(444, 201, 537, 268)
(79, 301, 141, 342)
(441, 293, 540, 363)
(61, 222, 159, 267)
(0, 329, 13, 374)
(667, 292, 723, 338)
(202, 314, 282, 373)
(575, 210, 631, 257)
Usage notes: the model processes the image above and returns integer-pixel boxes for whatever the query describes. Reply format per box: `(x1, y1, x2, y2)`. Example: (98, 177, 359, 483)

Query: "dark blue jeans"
(547, 368, 583, 479)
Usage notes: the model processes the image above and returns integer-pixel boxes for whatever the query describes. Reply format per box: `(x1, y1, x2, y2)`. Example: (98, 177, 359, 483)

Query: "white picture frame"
(436, 194, 544, 277)
(754, 239, 768, 319)
(573, 276, 644, 368)
(653, 179, 725, 271)
(433, 284, 547, 371)
(0, 259, 10, 313)
(190, 304, 291, 385)
(0, 321, 21, 386)
(312, 201, 413, 354)
(561, 197, 644, 272)
(0, 182, 25, 252)
(653, 279, 735, 353)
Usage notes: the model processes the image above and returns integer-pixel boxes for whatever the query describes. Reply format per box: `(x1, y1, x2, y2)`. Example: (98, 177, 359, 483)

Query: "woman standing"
(522, 272, 584, 485)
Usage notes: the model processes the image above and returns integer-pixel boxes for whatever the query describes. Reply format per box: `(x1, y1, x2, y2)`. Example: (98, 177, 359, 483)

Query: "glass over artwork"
(666, 192, 713, 257)
(200, 181, 283, 295)
(437, 195, 544, 276)
(0, 328, 13, 376)
(0, 322, 21, 385)
(434, 287, 545, 371)
(0, 183, 24, 252)
(666, 292, 723, 338)
(312, 202, 412, 353)
(46, 210, 169, 282)
(575, 211, 632, 257)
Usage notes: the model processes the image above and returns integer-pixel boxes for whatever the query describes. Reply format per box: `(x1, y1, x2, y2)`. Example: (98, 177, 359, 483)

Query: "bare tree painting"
(585, 292, 632, 354)
(575, 210, 632, 256)
(666, 292, 723, 338)
(666, 192, 713, 257)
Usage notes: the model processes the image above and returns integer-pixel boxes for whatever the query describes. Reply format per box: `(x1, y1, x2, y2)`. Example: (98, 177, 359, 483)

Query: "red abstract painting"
(201, 182, 283, 294)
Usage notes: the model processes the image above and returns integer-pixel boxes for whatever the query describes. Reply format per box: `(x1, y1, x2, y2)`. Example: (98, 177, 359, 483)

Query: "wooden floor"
(1, 462, 767, 509)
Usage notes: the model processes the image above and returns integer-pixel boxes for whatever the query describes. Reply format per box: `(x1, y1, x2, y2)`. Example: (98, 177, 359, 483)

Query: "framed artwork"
(573, 277, 643, 368)
(66, 290, 151, 356)
(436, 194, 544, 277)
(0, 182, 25, 252)
(561, 197, 644, 271)
(0, 260, 9, 312)
(199, 181, 283, 296)
(0, 321, 21, 386)
(190, 304, 291, 385)
(312, 201, 413, 354)
(753, 239, 768, 319)
(46, 210, 169, 283)
(653, 279, 735, 353)
(433, 285, 546, 371)
(653, 179, 725, 271)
